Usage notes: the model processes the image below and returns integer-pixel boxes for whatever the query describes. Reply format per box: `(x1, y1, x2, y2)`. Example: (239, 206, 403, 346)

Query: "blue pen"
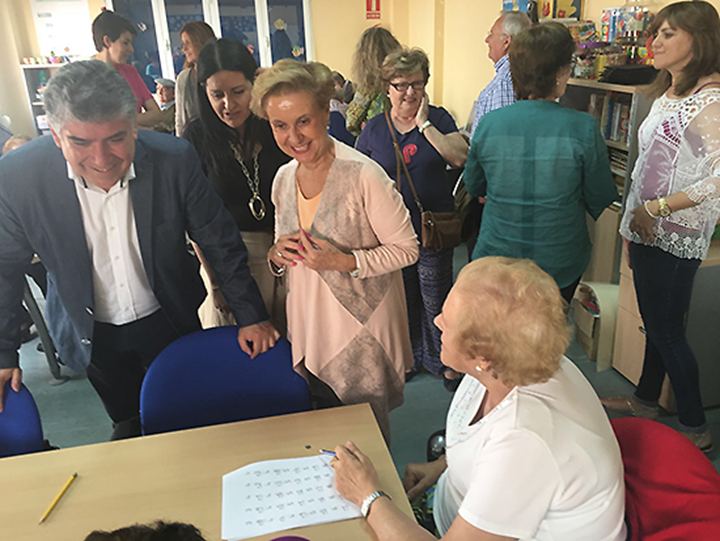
(319, 449, 337, 457)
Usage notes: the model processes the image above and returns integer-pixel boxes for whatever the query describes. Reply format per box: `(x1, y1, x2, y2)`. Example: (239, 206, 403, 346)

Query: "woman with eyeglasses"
(356, 48, 468, 388)
(464, 23, 618, 304)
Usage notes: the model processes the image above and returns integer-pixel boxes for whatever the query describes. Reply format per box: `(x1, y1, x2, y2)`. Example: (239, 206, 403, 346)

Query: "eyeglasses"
(389, 80, 427, 92)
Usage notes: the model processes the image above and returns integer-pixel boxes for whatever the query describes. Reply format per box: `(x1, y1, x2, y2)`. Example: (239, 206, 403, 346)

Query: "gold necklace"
(230, 142, 266, 221)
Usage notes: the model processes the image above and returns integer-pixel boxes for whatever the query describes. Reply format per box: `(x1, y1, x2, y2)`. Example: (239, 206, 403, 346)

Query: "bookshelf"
(20, 63, 69, 137)
(560, 78, 653, 284)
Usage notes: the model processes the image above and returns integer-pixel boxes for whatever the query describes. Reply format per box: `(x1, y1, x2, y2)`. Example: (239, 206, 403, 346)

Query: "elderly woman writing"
(333, 257, 627, 541)
(464, 23, 617, 303)
(356, 48, 468, 386)
(252, 60, 419, 441)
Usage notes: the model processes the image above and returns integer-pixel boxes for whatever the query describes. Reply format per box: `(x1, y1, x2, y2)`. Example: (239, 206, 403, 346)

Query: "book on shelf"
(610, 104, 622, 142)
(589, 92, 632, 144)
(601, 92, 614, 140)
(618, 104, 631, 144)
(588, 93, 605, 125)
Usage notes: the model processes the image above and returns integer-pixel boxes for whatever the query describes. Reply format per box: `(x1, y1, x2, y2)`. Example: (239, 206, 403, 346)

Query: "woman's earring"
(475, 365, 483, 374)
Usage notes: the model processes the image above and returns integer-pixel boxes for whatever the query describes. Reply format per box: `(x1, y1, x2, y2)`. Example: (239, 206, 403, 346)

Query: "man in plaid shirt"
(471, 11, 532, 137)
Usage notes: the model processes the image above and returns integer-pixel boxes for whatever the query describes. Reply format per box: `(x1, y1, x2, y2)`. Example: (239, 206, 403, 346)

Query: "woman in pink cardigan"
(252, 59, 419, 442)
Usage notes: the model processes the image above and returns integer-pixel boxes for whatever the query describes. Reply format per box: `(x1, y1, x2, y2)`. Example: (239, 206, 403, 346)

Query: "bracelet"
(267, 258, 286, 277)
(360, 490, 391, 517)
(350, 251, 361, 279)
(643, 200, 658, 219)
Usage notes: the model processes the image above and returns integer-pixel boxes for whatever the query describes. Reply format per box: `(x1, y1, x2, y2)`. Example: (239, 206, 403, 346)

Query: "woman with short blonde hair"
(254, 59, 419, 442)
(380, 48, 430, 88)
(333, 257, 626, 541)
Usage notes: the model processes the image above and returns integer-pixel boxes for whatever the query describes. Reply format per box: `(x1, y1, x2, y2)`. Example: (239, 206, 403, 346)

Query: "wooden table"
(0, 404, 413, 541)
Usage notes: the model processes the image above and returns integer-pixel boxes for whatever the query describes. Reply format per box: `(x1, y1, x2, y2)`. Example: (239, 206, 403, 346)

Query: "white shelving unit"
(20, 63, 68, 137)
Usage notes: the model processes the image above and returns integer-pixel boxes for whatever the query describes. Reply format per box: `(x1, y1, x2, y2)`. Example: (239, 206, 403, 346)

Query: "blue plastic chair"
(140, 328, 310, 436)
(0, 382, 45, 458)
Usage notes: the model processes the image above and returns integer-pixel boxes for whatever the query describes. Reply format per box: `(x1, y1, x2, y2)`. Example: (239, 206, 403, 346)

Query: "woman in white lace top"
(603, 1, 720, 453)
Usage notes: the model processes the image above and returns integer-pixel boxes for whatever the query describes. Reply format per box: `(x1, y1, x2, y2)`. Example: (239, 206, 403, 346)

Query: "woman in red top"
(92, 10, 162, 129)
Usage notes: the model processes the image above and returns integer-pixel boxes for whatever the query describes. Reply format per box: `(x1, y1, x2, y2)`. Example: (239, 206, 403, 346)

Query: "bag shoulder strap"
(384, 110, 425, 213)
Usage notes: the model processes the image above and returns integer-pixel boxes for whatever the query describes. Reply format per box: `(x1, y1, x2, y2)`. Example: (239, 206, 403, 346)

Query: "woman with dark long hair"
(602, 1, 720, 453)
(183, 38, 290, 331)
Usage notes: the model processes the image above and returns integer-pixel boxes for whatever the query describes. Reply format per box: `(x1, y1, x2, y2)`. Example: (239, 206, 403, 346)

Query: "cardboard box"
(572, 282, 619, 372)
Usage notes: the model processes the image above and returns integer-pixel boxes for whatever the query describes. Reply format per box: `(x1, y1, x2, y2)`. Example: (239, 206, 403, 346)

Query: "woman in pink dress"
(252, 59, 419, 442)
(92, 10, 162, 129)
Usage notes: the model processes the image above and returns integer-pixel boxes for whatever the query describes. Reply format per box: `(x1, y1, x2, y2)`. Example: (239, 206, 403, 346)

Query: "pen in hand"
(319, 449, 337, 457)
(39, 472, 78, 524)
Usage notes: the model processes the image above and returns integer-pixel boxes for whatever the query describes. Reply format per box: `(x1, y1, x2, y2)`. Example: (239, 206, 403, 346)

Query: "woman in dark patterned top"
(184, 38, 290, 331)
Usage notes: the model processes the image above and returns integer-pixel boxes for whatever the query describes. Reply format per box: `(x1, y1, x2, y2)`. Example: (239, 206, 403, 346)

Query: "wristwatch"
(418, 120, 432, 134)
(657, 197, 672, 217)
(350, 251, 361, 279)
(360, 490, 391, 517)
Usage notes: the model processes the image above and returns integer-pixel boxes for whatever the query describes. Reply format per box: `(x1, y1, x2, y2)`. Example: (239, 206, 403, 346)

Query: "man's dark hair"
(92, 10, 137, 53)
(84, 520, 207, 541)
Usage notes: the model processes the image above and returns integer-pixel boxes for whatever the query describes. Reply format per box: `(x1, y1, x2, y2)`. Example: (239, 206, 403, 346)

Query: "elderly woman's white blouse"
(434, 357, 627, 540)
(620, 89, 720, 259)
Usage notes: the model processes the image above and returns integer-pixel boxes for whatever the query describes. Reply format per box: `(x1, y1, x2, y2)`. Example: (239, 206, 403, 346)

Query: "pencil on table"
(39, 472, 78, 524)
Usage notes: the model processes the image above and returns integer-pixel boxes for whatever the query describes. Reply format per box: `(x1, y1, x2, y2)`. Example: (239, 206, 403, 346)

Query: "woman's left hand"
(415, 94, 430, 127)
(298, 230, 356, 272)
(333, 441, 382, 507)
(629, 204, 656, 243)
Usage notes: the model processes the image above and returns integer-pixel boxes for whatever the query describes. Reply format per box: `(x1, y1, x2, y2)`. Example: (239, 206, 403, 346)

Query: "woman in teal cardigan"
(465, 22, 618, 302)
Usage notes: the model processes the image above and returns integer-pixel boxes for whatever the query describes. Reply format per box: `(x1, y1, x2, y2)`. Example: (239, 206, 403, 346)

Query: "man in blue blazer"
(0, 61, 278, 438)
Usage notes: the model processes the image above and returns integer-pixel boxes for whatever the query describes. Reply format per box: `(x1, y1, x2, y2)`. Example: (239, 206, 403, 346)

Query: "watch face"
(660, 207, 671, 217)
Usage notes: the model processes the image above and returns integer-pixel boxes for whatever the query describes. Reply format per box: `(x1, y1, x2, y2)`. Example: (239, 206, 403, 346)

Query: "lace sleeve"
(684, 99, 720, 204)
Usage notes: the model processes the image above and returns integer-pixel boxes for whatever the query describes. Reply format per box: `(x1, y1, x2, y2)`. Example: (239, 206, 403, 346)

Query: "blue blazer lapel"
(130, 140, 155, 290)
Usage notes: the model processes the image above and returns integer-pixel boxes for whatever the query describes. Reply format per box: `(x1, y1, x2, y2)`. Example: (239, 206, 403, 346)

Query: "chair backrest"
(140, 328, 310, 436)
(612, 418, 720, 541)
(0, 382, 45, 458)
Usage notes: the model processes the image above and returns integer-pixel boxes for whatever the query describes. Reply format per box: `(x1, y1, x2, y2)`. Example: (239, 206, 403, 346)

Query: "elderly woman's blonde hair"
(251, 59, 335, 119)
(450, 257, 570, 387)
(381, 48, 431, 87)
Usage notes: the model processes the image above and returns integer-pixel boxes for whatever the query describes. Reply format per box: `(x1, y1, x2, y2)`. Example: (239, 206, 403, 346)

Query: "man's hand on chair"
(0, 368, 22, 413)
(237, 321, 280, 359)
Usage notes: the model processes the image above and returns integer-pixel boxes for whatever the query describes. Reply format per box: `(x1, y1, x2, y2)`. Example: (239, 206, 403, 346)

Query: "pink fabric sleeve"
(115, 63, 153, 113)
(354, 160, 419, 278)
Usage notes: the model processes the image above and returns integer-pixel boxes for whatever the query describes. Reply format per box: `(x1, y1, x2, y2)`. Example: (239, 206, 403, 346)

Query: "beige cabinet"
(613, 240, 720, 412)
(612, 249, 676, 411)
